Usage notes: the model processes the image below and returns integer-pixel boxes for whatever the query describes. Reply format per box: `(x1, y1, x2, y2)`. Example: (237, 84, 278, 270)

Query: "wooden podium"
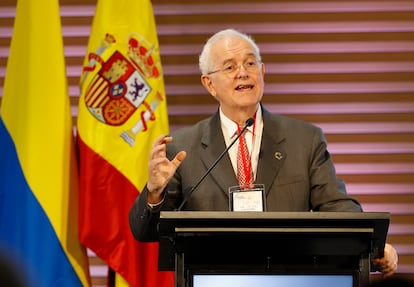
(158, 211, 390, 287)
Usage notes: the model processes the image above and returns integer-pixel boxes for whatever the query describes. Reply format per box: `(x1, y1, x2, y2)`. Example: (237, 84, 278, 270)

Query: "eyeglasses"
(207, 59, 261, 76)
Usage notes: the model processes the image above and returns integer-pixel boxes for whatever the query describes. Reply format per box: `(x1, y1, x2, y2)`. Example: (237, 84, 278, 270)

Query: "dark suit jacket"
(129, 107, 362, 241)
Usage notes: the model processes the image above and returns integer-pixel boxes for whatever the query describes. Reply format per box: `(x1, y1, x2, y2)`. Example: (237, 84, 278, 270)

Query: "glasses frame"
(207, 59, 262, 76)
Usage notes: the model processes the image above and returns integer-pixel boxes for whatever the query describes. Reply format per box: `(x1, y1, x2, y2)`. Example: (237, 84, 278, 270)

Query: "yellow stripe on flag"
(116, 273, 130, 287)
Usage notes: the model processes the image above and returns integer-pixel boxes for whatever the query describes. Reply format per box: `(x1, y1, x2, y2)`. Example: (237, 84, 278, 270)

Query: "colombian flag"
(0, 0, 90, 286)
(77, 0, 173, 286)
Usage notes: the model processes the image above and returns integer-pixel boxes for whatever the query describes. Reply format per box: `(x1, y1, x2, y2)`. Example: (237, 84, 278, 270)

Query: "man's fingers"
(149, 151, 186, 180)
(373, 257, 398, 277)
(150, 135, 173, 159)
(150, 144, 166, 160)
(172, 151, 187, 168)
(152, 135, 172, 149)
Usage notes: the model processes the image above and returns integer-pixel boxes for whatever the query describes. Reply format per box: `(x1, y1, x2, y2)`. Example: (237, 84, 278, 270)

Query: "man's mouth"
(235, 84, 254, 91)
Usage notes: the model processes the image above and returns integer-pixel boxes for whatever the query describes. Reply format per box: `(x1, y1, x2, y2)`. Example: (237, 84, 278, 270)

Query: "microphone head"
(245, 117, 254, 127)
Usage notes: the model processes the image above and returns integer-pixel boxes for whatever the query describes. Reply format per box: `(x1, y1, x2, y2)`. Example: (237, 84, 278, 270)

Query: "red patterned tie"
(237, 126, 253, 188)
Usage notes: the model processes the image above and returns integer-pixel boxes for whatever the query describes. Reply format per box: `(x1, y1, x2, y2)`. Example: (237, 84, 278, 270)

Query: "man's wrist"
(147, 199, 164, 209)
(147, 190, 165, 208)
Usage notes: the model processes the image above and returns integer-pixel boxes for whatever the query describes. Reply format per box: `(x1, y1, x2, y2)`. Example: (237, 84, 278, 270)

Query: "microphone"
(177, 117, 254, 211)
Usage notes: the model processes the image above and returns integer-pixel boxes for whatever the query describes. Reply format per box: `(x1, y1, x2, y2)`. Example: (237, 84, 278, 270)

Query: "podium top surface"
(159, 211, 390, 241)
(160, 211, 390, 221)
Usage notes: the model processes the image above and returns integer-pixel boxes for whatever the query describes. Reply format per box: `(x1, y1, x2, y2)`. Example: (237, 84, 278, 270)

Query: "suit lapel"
(256, 109, 287, 196)
(199, 113, 238, 197)
(198, 109, 287, 198)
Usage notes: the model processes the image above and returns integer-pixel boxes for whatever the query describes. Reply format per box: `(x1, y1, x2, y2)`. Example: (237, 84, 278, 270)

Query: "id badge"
(229, 184, 266, 212)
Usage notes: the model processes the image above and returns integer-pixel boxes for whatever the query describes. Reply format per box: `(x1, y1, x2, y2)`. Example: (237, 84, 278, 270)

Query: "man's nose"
(235, 64, 249, 77)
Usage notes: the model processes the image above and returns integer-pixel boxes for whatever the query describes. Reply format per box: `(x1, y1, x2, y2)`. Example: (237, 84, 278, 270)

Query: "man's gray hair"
(198, 29, 262, 75)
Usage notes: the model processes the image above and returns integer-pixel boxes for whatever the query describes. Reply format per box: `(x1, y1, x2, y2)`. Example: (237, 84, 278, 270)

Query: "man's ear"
(200, 75, 216, 97)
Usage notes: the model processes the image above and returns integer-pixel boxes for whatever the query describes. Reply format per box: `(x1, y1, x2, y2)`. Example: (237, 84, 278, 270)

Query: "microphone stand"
(177, 118, 254, 211)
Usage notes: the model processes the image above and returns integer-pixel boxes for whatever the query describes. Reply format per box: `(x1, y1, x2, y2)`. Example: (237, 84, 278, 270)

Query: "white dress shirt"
(219, 106, 263, 181)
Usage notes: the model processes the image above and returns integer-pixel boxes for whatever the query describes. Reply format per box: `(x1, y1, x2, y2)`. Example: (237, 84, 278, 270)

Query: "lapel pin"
(274, 151, 283, 160)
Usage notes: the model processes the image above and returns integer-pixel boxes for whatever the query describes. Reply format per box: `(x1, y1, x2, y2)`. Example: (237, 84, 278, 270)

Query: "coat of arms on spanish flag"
(77, 1, 172, 286)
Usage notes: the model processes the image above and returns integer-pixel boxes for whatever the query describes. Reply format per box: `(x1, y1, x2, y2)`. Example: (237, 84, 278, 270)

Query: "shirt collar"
(219, 105, 262, 138)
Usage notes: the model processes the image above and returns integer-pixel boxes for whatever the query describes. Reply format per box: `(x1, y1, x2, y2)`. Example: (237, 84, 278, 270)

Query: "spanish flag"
(77, 0, 173, 286)
(0, 0, 90, 286)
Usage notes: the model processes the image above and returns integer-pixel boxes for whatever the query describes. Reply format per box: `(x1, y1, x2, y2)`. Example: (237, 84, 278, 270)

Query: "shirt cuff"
(147, 197, 164, 209)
